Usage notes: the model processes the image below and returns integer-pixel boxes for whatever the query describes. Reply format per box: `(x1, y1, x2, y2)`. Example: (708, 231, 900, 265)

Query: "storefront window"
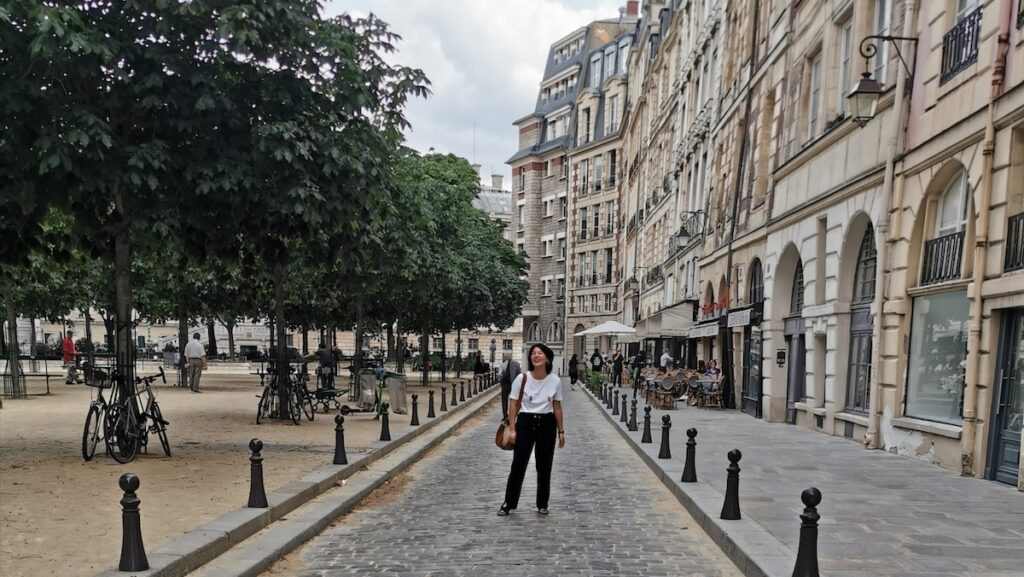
(905, 291, 969, 424)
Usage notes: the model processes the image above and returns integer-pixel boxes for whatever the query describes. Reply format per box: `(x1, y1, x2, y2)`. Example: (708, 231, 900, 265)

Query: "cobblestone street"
(267, 383, 741, 577)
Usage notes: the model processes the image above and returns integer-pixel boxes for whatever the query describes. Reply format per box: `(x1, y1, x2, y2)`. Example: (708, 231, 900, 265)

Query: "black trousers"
(613, 365, 623, 386)
(503, 412, 557, 510)
(500, 380, 512, 420)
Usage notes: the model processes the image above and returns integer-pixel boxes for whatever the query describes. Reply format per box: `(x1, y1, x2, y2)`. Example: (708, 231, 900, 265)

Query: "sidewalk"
(583, 386, 1024, 577)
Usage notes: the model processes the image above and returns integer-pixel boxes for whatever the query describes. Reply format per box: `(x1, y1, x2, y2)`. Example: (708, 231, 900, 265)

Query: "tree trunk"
(85, 310, 94, 368)
(354, 295, 364, 379)
(178, 310, 188, 387)
(113, 204, 134, 393)
(207, 320, 218, 357)
(386, 322, 395, 365)
(273, 261, 289, 418)
(225, 320, 236, 357)
(420, 323, 429, 386)
(440, 332, 447, 381)
(100, 311, 115, 352)
(301, 325, 309, 355)
(28, 317, 36, 358)
(456, 328, 462, 378)
(4, 282, 22, 390)
(394, 320, 403, 373)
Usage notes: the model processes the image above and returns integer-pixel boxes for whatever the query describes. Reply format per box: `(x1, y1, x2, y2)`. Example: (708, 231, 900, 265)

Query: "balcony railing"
(921, 230, 965, 285)
(1006, 212, 1024, 271)
(940, 7, 982, 85)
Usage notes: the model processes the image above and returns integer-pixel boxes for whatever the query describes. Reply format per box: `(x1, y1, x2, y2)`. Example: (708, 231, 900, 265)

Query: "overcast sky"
(323, 0, 623, 188)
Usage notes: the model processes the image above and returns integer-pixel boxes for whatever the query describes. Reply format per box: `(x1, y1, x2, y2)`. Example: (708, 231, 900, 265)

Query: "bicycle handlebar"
(158, 366, 166, 384)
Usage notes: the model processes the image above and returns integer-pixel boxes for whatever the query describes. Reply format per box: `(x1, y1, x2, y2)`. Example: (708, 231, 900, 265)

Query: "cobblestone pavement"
(605, 391, 1024, 577)
(272, 383, 741, 577)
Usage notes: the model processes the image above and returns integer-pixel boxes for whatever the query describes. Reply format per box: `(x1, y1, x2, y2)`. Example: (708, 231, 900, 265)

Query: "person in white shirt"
(660, 350, 674, 370)
(498, 343, 565, 517)
(184, 333, 207, 393)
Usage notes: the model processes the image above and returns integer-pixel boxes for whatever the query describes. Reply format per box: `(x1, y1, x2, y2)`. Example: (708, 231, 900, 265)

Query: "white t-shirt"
(510, 372, 563, 414)
(184, 339, 206, 359)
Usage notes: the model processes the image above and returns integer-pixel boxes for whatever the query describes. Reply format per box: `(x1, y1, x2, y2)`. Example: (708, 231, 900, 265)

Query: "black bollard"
(720, 449, 742, 520)
(410, 393, 420, 426)
(641, 406, 653, 443)
(681, 428, 698, 482)
(620, 394, 628, 424)
(460, 380, 466, 402)
(473, 376, 479, 395)
(607, 385, 614, 409)
(613, 390, 620, 415)
(427, 389, 437, 418)
(628, 399, 638, 431)
(380, 402, 391, 441)
(451, 383, 458, 407)
(440, 386, 448, 412)
(792, 487, 822, 577)
(117, 473, 149, 571)
(658, 414, 672, 459)
(333, 415, 349, 465)
(247, 439, 269, 508)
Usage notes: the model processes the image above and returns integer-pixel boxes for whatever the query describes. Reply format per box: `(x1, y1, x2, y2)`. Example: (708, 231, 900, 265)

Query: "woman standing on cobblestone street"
(498, 343, 565, 517)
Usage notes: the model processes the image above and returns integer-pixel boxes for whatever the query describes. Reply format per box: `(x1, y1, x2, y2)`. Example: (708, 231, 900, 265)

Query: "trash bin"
(357, 370, 377, 410)
(386, 373, 407, 414)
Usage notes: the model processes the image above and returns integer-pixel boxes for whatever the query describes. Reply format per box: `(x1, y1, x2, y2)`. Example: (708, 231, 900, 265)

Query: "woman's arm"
(553, 400, 565, 448)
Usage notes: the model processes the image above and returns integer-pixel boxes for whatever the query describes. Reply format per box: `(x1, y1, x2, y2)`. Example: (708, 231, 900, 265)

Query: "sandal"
(497, 504, 511, 517)
(537, 508, 549, 515)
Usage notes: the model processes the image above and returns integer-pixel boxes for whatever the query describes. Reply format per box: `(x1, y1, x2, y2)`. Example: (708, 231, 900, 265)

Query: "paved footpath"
(591, 388, 1024, 577)
(265, 382, 742, 577)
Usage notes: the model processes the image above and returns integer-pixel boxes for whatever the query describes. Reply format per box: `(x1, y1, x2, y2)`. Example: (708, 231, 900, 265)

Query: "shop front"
(729, 304, 764, 418)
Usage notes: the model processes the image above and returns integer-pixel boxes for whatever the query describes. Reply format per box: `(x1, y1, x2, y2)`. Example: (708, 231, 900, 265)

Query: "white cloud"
(323, 0, 623, 185)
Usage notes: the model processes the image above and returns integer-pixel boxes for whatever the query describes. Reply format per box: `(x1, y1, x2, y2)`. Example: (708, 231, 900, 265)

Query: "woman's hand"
(509, 431, 517, 444)
(557, 431, 566, 449)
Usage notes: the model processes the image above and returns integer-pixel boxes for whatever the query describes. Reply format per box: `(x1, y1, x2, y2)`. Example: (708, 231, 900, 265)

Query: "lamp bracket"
(858, 35, 919, 81)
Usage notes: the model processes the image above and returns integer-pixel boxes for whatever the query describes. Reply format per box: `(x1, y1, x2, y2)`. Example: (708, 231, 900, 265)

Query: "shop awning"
(688, 320, 721, 339)
(636, 301, 694, 339)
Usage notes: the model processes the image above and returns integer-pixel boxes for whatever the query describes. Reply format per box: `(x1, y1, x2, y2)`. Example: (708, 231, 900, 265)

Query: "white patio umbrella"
(573, 320, 637, 336)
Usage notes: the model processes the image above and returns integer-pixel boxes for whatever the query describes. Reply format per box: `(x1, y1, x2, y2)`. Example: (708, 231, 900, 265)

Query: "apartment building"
(565, 20, 636, 358)
(508, 6, 637, 371)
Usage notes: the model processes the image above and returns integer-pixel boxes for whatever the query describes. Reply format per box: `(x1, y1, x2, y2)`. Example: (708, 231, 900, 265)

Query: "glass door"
(990, 310, 1023, 486)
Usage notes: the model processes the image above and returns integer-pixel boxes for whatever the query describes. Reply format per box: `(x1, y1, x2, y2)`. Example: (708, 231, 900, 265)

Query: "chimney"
(626, 0, 638, 17)
(472, 163, 482, 176)
(491, 174, 504, 190)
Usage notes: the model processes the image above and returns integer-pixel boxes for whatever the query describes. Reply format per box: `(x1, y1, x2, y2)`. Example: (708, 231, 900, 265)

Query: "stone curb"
(96, 380, 499, 577)
(581, 386, 797, 577)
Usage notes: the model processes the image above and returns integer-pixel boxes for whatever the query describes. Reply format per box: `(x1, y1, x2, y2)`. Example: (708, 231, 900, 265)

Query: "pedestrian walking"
(498, 352, 522, 420)
(62, 331, 79, 384)
(589, 348, 603, 373)
(498, 343, 565, 517)
(568, 353, 579, 391)
(612, 348, 624, 386)
(184, 332, 207, 393)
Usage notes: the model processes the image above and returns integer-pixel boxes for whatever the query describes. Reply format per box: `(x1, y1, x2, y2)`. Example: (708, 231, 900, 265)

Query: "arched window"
(853, 225, 877, 304)
(528, 322, 541, 342)
(790, 260, 805, 315)
(748, 259, 764, 304)
(936, 170, 969, 238)
(547, 321, 562, 343)
(922, 169, 970, 286)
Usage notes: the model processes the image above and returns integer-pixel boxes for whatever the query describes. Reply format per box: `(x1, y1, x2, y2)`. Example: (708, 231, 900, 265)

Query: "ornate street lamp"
(848, 34, 919, 128)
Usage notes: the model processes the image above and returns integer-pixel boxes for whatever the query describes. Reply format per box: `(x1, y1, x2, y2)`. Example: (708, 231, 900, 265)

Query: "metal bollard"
(720, 449, 742, 520)
(460, 380, 466, 402)
(613, 389, 620, 415)
(641, 406, 653, 443)
(117, 473, 149, 571)
(628, 399, 638, 431)
(427, 389, 437, 418)
(658, 414, 672, 459)
(247, 439, 269, 508)
(607, 385, 614, 409)
(440, 386, 448, 411)
(792, 487, 822, 577)
(380, 402, 391, 441)
(450, 383, 458, 407)
(620, 394, 628, 424)
(333, 415, 349, 465)
(681, 427, 697, 482)
(410, 393, 420, 426)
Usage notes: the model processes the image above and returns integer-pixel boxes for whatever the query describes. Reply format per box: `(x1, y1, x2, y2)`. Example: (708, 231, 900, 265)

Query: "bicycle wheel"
(287, 385, 301, 425)
(298, 385, 315, 421)
(257, 386, 273, 424)
(82, 404, 103, 461)
(104, 404, 139, 464)
(151, 403, 171, 457)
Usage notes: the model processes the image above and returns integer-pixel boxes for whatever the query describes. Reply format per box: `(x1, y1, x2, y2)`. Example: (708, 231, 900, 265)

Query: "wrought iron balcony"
(940, 7, 982, 85)
(921, 230, 965, 285)
(1006, 212, 1024, 271)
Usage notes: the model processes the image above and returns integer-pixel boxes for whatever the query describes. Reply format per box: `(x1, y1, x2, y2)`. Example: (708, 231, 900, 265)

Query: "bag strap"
(514, 373, 527, 402)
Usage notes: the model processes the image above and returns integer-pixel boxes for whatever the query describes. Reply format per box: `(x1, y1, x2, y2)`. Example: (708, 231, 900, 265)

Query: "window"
(604, 47, 616, 79)
(936, 170, 970, 237)
(808, 53, 822, 139)
(594, 156, 603, 191)
(590, 55, 602, 87)
(562, 156, 569, 178)
(580, 158, 589, 192)
(468, 338, 479, 351)
(528, 322, 541, 342)
(853, 226, 877, 304)
(618, 42, 629, 75)
(604, 293, 612, 311)
(593, 204, 601, 238)
(846, 227, 877, 414)
(590, 295, 598, 312)
(560, 197, 568, 219)
(543, 199, 553, 217)
(606, 201, 616, 235)
(957, 0, 981, 20)
(502, 339, 513, 350)
(748, 259, 764, 303)
(432, 337, 443, 349)
(518, 205, 525, 230)
(838, 21, 853, 113)
(608, 94, 619, 133)
(559, 238, 567, 259)
(547, 321, 562, 342)
(874, 0, 892, 86)
(583, 108, 592, 143)
(543, 278, 552, 295)
(605, 248, 613, 282)
(518, 170, 525, 191)
(608, 149, 617, 184)
(556, 277, 565, 299)
(906, 291, 969, 424)
(790, 261, 805, 315)
(579, 207, 588, 240)
(543, 239, 552, 257)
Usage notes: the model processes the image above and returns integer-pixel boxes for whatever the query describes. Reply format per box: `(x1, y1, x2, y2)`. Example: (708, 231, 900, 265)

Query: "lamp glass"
(848, 72, 883, 127)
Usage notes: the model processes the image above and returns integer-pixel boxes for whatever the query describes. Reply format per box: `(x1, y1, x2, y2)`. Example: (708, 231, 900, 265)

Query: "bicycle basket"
(84, 365, 110, 389)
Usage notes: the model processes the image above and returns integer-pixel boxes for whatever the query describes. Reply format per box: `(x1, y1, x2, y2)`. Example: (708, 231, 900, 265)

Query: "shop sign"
(689, 323, 720, 339)
(727, 309, 752, 327)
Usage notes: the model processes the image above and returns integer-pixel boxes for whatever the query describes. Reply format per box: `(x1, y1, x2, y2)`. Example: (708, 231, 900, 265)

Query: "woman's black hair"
(527, 343, 555, 375)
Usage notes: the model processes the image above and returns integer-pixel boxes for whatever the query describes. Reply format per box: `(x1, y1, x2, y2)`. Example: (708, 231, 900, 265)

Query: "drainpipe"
(866, 0, 917, 449)
(961, 0, 1012, 476)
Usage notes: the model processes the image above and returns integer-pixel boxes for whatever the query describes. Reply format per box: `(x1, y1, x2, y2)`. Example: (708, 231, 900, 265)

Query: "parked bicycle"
(81, 364, 111, 461)
(103, 367, 171, 464)
(256, 362, 314, 424)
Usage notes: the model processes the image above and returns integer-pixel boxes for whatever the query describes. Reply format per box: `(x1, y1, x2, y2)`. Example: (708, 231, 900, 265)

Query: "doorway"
(741, 324, 763, 418)
(784, 317, 806, 425)
(989, 309, 1023, 486)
